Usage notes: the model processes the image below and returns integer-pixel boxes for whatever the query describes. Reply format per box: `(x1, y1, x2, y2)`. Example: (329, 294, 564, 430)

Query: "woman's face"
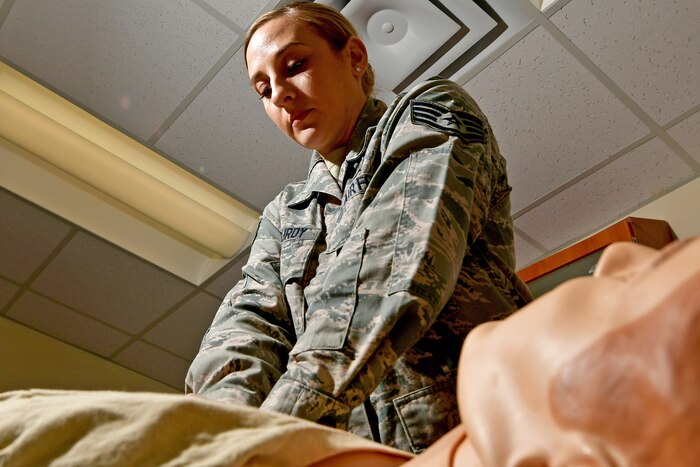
(245, 16, 367, 156)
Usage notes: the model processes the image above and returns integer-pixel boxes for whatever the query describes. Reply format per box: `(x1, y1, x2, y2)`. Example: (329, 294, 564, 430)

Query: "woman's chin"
(293, 131, 329, 154)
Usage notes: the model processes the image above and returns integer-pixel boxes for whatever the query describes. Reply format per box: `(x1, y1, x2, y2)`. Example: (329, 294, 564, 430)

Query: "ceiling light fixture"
(0, 62, 259, 285)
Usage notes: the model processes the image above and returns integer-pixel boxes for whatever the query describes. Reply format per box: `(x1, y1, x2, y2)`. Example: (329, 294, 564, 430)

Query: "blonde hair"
(244, 1, 375, 97)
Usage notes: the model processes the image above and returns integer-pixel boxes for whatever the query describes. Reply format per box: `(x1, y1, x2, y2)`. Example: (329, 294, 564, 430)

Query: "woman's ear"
(346, 35, 368, 75)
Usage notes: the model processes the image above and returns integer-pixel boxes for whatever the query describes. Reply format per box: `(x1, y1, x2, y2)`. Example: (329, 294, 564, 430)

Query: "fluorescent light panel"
(0, 63, 260, 285)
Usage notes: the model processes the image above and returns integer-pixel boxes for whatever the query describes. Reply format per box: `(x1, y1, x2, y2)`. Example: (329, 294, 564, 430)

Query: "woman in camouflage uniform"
(186, 1, 531, 454)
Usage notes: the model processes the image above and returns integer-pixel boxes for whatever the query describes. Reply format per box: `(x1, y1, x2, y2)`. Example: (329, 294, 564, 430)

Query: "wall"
(0, 316, 176, 393)
(628, 176, 700, 239)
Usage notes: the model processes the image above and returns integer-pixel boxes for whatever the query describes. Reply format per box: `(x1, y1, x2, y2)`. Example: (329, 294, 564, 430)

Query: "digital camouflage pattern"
(186, 78, 533, 453)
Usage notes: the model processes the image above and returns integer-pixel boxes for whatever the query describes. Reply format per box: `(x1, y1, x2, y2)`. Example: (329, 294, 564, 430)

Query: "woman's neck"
(322, 146, 346, 181)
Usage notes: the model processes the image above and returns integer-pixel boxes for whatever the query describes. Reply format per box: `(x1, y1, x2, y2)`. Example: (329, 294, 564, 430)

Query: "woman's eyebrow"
(249, 41, 306, 86)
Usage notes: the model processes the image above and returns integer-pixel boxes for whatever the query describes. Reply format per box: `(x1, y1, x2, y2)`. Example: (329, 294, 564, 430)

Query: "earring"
(355, 66, 361, 72)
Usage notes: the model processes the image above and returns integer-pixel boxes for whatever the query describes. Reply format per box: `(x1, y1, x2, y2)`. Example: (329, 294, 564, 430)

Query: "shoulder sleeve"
(383, 79, 491, 156)
(185, 193, 295, 406)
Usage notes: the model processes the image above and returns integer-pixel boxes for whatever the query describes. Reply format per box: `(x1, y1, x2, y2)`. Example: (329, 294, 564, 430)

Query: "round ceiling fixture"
(367, 9, 407, 46)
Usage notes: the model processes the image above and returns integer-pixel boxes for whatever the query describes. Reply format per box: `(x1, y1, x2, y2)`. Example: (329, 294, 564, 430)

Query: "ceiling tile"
(0, 0, 239, 140)
(516, 138, 693, 251)
(465, 26, 647, 213)
(204, 0, 271, 28)
(206, 255, 247, 298)
(667, 111, 700, 165)
(513, 232, 546, 270)
(143, 292, 221, 360)
(6, 291, 131, 357)
(114, 340, 190, 390)
(156, 49, 308, 210)
(0, 277, 19, 310)
(0, 191, 72, 283)
(550, 0, 700, 124)
(31, 233, 194, 334)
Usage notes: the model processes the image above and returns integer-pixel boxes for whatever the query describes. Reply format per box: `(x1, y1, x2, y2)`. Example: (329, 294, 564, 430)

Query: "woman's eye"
(286, 59, 305, 74)
(258, 86, 271, 100)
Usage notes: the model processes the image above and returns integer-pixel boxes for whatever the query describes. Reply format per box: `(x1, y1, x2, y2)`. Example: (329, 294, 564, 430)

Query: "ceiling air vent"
(318, 0, 533, 94)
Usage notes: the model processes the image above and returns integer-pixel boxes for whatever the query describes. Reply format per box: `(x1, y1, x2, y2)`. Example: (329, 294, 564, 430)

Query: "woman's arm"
(185, 197, 295, 406)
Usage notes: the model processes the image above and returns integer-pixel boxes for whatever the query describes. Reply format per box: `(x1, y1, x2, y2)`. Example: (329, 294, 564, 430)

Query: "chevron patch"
(410, 100, 486, 144)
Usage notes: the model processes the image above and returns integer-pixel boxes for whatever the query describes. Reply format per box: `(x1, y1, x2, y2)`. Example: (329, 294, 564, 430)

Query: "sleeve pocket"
(387, 152, 443, 306)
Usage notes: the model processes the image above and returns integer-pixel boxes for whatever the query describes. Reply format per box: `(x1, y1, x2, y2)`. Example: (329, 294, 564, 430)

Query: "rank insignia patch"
(410, 100, 486, 144)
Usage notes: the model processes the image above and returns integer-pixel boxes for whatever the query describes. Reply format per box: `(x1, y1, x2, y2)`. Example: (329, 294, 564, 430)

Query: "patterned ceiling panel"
(320, 0, 533, 92)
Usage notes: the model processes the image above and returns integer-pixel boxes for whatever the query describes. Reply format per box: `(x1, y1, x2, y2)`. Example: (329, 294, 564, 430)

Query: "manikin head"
(453, 238, 700, 467)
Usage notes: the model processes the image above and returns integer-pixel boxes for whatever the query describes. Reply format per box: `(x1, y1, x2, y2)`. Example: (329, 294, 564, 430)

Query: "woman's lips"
(291, 109, 312, 127)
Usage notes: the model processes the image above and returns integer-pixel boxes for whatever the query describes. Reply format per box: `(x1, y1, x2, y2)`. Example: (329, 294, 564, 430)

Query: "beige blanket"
(0, 389, 411, 467)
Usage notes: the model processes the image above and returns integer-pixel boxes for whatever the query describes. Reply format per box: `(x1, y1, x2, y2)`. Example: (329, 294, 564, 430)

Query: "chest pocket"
(280, 227, 321, 336)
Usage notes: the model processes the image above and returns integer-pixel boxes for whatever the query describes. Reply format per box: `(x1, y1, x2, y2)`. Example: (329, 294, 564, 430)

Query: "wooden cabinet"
(517, 217, 677, 298)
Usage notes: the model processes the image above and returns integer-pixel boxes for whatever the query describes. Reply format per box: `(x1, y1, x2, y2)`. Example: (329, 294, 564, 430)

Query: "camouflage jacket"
(186, 78, 532, 453)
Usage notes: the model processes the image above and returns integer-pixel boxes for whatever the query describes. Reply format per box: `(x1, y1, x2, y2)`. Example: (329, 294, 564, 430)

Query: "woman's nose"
(270, 80, 294, 108)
